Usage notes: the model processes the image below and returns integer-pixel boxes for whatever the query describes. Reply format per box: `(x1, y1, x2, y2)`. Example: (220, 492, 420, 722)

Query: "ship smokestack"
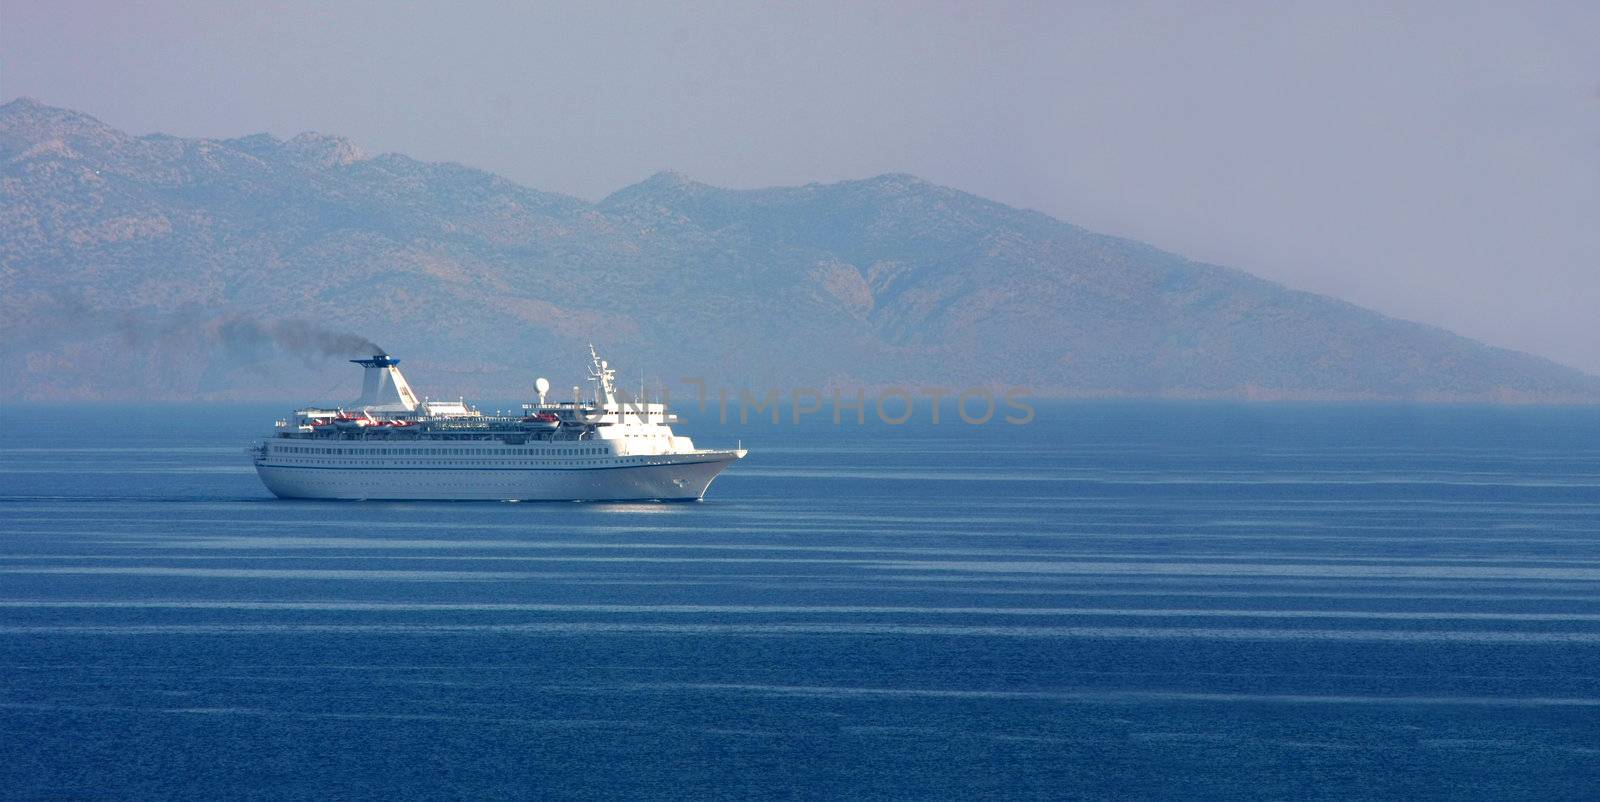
(350, 353, 419, 411)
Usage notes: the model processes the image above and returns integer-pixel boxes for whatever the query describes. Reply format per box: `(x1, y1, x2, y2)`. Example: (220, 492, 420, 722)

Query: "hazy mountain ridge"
(3, 98, 1597, 403)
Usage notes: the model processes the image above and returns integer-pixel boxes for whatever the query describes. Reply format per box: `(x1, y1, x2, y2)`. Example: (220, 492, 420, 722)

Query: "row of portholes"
(274, 446, 610, 456)
(270, 456, 671, 467)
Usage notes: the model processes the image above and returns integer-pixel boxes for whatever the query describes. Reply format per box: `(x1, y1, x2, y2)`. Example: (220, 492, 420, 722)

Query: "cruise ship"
(251, 347, 746, 501)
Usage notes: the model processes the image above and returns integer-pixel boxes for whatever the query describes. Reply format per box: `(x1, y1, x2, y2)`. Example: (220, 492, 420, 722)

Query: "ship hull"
(254, 452, 741, 502)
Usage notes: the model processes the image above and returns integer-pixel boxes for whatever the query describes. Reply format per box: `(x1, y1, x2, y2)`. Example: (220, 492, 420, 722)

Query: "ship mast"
(587, 343, 617, 406)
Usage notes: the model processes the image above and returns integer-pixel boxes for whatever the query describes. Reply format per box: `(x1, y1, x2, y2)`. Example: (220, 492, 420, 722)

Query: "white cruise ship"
(251, 347, 746, 501)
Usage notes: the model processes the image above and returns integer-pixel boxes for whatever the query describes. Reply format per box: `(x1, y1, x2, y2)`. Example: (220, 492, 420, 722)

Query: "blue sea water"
(1, 402, 1598, 800)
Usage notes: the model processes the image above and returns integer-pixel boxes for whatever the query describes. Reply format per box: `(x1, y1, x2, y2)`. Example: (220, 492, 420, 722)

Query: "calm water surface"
(1, 402, 1598, 799)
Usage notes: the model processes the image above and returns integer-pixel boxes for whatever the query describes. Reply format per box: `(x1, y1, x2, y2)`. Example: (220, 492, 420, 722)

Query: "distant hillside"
(3, 97, 1597, 403)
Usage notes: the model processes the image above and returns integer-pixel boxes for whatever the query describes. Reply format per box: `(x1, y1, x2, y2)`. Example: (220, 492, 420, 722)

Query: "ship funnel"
(350, 353, 419, 412)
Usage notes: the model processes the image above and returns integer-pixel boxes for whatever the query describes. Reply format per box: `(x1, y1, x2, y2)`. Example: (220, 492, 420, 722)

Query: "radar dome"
(535, 377, 551, 395)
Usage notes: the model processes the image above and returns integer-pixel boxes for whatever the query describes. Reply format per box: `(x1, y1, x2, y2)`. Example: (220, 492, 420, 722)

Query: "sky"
(3, 0, 1597, 373)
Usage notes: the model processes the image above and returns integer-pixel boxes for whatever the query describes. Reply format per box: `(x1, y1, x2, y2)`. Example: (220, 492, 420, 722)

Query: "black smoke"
(210, 316, 382, 358)
(107, 304, 382, 360)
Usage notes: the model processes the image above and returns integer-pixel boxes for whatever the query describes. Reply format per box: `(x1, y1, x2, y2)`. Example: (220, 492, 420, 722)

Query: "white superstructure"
(251, 347, 747, 501)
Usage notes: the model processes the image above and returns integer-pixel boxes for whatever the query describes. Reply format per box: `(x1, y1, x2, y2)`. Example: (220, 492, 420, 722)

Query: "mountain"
(3, 97, 1597, 404)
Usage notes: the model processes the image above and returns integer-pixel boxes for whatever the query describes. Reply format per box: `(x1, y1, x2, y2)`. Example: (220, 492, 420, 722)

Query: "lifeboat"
(333, 414, 374, 430)
(519, 412, 561, 431)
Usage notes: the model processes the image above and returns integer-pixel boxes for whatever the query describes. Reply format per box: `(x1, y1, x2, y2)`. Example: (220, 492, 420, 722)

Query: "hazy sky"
(4, 1, 1597, 373)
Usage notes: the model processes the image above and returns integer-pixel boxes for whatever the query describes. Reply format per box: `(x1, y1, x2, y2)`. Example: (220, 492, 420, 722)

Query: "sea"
(1, 402, 1597, 800)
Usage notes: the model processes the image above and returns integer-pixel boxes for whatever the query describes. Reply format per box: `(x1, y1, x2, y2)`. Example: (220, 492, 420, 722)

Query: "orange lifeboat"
(519, 412, 561, 431)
